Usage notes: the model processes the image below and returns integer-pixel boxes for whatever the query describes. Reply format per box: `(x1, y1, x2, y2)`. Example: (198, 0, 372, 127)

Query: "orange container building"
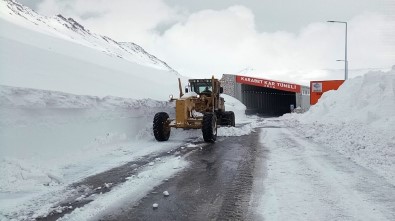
(310, 80, 345, 105)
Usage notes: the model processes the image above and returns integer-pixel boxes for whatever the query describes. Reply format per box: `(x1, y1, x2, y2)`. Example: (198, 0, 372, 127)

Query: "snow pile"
(181, 92, 198, 98)
(283, 67, 395, 184)
(300, 68, 395, 134)
(221, 94, 248, 123)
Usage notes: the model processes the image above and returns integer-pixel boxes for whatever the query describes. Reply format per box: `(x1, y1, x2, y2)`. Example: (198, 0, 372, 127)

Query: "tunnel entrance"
(241, 84, 296, 116)
(220, 74, 309, 116)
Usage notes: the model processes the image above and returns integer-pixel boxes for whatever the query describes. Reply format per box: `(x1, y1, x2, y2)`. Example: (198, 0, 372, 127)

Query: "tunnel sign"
(236, 75, 301, 93)
(312, 82, 323, 92)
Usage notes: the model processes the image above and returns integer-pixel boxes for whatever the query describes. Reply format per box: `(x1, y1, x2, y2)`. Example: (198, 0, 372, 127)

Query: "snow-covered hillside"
(282, 67, 395, 184)
(0, 0, 183, 100)
(1, 0, 176, 73)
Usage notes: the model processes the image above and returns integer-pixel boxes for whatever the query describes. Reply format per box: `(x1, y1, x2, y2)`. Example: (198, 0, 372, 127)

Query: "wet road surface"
(100, 131, 263, 221)
(36, 138, 200, 221)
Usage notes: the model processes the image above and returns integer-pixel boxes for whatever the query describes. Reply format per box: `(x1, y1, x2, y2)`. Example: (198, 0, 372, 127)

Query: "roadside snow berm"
(153, 76, 235, 142)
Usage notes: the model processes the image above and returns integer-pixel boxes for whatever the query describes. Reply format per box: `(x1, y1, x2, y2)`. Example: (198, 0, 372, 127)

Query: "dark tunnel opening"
(241, 84, 296, 116)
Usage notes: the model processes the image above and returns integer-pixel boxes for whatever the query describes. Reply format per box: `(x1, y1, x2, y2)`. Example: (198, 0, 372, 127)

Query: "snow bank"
(0, 85, 174, 193)
(282, 67, 395, 184)
(0, 86, 253, 197)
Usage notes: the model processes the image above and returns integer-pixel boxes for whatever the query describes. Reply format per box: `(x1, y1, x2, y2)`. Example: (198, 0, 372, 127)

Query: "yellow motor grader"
(153, 76, 235, 142)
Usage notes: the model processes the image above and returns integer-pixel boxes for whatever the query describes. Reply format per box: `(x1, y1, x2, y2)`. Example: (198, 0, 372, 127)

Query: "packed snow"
(254, 125, 395, 221)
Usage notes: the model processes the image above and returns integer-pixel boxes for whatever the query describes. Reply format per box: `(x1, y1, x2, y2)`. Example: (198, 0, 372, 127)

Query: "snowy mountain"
(0, 0, 183, 100)
(1, 0, 177, 73)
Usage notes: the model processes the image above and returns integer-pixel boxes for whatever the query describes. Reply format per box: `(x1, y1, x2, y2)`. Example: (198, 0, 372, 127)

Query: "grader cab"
(153, 76, 235, 142)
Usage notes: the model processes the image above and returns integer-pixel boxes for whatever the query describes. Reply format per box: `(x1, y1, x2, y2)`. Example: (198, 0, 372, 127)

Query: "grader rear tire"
(202, 113, 217, 142)
(153, 112, 170, 141)
(221, 111, 235, 127)
(228, 111, 235, 127)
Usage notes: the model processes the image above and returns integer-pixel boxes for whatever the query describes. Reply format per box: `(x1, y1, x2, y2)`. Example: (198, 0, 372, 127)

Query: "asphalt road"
(99, 131, 263, 221)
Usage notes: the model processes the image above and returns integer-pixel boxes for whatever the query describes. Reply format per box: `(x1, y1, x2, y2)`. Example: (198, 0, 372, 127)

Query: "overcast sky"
(19, 0, 395, 82)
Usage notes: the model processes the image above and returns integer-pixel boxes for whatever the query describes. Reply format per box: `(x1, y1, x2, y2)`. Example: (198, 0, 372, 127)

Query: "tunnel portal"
(221, 74, 310, 116)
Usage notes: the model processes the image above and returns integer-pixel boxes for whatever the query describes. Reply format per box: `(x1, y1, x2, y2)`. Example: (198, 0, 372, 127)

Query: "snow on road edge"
(58, 156, 188, 221)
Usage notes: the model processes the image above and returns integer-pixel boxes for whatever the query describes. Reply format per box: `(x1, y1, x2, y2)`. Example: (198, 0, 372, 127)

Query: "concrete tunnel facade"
(220, 74, 310, 116)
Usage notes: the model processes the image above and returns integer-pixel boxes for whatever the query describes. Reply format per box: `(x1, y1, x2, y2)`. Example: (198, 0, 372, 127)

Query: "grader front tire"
(153, 112, 171, 141)
(202, 113, 217, 142)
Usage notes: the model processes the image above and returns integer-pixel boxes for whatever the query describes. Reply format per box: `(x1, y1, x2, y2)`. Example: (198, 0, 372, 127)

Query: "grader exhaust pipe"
(211, 75, 215, 113)
(178, 78, 184, 98)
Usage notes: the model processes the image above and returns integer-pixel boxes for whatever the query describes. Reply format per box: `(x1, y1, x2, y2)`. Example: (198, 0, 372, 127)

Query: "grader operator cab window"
(189, 79, 213, 94)
(199, 86, 212, 93)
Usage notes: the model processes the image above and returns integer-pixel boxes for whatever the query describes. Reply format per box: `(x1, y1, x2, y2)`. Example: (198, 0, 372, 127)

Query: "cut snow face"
(0, 85, 187, 217)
